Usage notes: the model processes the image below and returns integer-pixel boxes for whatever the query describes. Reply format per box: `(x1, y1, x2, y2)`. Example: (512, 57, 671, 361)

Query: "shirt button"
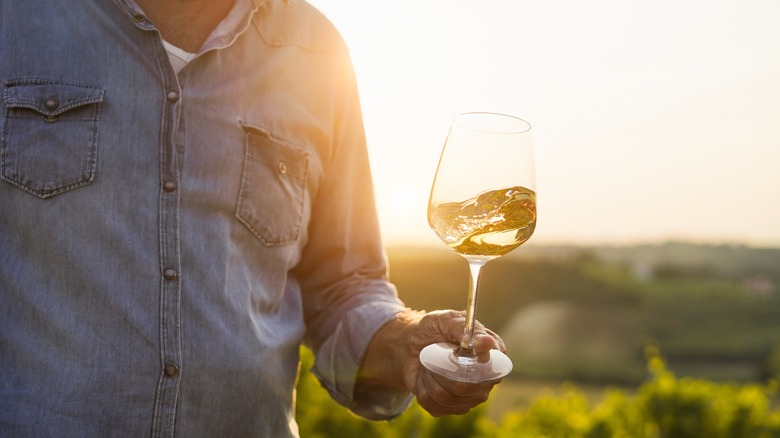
(167, 91, 180, 102)
(163, 268, 178, 280)
(132, 13, 146, 23)
(163, 181, 177, 192)
(45, 98, 58, 110)
(163, 363, 179, 377)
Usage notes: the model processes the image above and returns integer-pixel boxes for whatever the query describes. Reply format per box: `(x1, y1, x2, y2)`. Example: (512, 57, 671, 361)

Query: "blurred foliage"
(296, 243, 780, 436)
(296, 347, 780, 437)
(295, 347, 491, 438)
(493, 348, 780, 438)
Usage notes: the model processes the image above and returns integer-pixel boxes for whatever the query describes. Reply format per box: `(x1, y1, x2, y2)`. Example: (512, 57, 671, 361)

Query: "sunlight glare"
(309, 0, 780, 247)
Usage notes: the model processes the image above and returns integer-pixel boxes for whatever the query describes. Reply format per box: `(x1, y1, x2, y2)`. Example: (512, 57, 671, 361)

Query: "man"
(0, 0, 505, 436)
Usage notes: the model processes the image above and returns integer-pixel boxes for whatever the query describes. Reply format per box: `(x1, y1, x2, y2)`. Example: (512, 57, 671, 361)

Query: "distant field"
(386, 243, 780, 386)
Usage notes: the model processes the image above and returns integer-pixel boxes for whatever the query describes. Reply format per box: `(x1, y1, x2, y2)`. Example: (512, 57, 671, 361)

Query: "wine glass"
(420, 112, 536, 383)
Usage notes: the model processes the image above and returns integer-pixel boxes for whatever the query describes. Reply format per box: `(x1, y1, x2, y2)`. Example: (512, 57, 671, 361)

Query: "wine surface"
(429, 186, 536, 257)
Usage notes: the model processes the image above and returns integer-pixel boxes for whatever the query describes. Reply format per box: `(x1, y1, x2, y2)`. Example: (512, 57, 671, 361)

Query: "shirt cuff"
(311, 299, 413, 420)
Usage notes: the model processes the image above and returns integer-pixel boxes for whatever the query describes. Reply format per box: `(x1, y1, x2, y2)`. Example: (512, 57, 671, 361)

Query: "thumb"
(472, 333, 499, 354)
(472, 329, 506, 363)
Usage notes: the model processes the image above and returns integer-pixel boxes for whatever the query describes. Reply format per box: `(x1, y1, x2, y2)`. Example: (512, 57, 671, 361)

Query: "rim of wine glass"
(453, 112, 531, 135)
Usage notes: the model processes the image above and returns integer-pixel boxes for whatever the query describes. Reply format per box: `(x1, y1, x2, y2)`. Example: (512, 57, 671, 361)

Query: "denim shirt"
(0, 1, 409, 436)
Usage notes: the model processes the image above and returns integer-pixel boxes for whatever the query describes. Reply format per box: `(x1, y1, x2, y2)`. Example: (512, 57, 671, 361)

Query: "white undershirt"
(162, 41, 198, 74)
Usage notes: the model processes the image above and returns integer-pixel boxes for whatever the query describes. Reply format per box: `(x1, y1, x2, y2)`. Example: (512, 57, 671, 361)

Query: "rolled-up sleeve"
(313, 300, 412, 419)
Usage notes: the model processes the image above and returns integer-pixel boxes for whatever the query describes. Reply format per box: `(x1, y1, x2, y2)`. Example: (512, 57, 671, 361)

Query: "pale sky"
(307, 0, 780, 248)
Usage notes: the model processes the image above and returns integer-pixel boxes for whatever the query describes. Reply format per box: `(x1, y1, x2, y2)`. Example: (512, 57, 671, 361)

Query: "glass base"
(419, 342, 513, 383)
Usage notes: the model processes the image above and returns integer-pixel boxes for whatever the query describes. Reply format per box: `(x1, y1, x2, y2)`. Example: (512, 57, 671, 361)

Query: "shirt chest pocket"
(1, 80, 104, 199)
(236, 123, 310, 246)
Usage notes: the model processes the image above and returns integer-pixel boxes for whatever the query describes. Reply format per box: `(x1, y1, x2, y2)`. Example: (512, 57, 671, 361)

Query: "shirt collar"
(201, 0, 258, 53)
(117, 0, 259, 54)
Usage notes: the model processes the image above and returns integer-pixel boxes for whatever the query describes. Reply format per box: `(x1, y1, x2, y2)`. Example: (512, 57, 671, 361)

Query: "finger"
(416, 370, 475, 417)
(472, 333, 498, 353)
(413, 368, 455, 417)
(428, 371, 498, 399)
(422, 310, 467, 345)
(471, 330, 505, 364)
(425, 370, 495, 407)
(485, 328, 507, 353)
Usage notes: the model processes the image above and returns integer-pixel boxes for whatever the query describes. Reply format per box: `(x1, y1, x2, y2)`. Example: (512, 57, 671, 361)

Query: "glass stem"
(458, 258, 488, 358)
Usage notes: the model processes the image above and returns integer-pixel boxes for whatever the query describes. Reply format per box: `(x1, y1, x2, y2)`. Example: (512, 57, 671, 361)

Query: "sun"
(374, 182, 433, 246)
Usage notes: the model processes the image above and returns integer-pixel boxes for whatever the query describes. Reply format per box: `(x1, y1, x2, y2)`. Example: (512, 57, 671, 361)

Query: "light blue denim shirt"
(0, 0, 409, 436)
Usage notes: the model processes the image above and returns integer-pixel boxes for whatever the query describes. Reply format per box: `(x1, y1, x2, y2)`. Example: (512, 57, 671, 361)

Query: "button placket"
(151, 59, 184, 437)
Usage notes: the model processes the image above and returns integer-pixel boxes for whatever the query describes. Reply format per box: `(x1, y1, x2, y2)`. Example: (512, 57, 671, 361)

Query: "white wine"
(420, 113, 532, 382)
(429, 186, 536, 257)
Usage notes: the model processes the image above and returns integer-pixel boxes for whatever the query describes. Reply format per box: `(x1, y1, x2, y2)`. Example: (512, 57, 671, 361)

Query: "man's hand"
(356, 309, 506, 417)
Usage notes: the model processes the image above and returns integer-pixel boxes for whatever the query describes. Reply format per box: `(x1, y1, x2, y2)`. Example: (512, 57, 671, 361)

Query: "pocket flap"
(236, 121, 310, 246)
(4, 81, 104, 117)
